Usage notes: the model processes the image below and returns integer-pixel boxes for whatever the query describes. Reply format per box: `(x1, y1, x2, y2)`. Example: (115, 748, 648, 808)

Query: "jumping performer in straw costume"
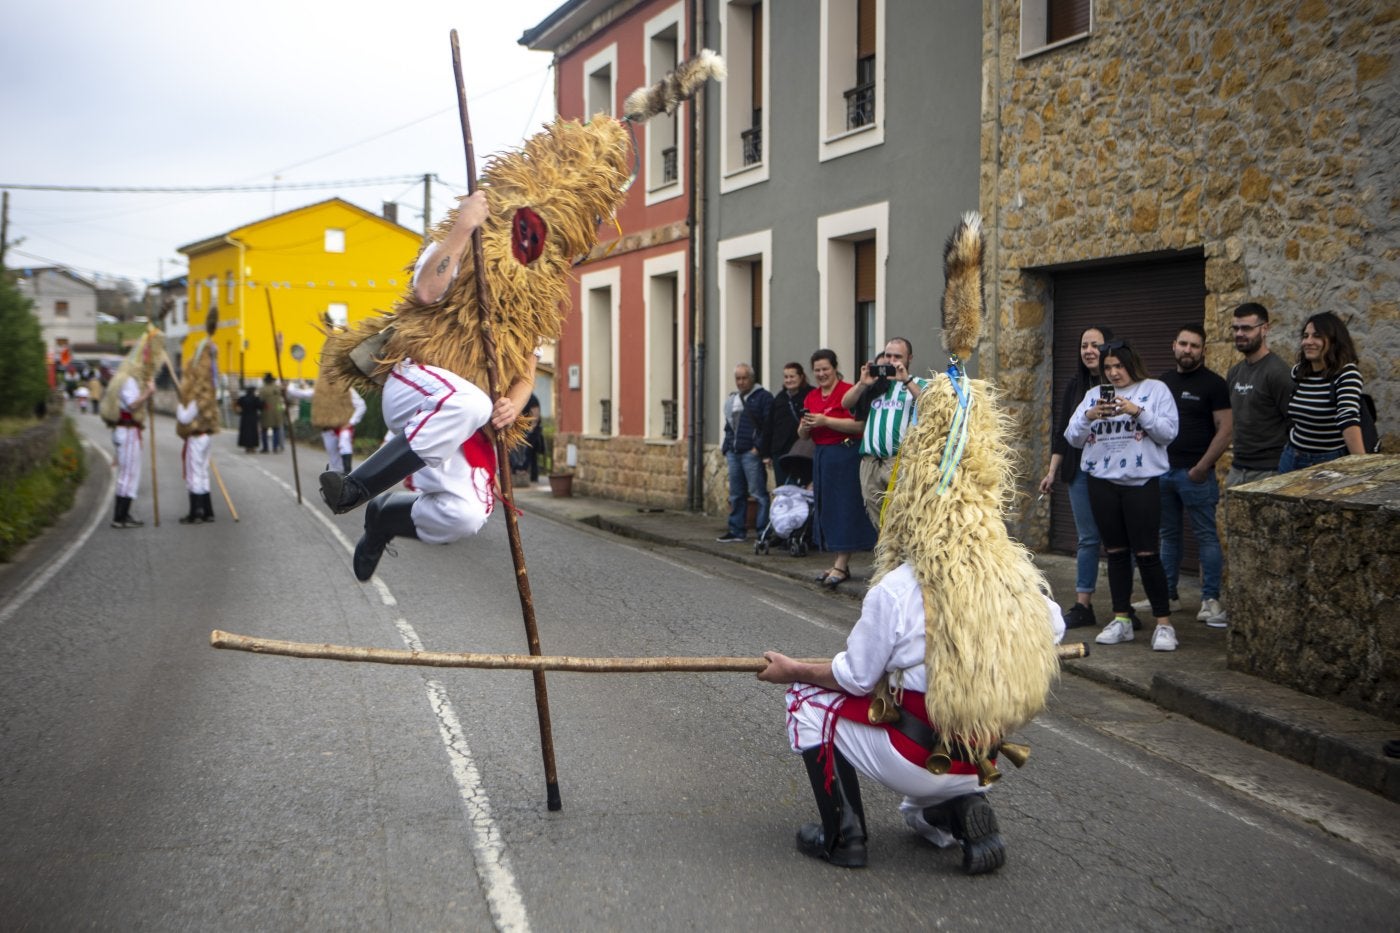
(174, 308, 222, 524)
(99, 327, 170, 529)
(316, 51, 726, 583)
(759, 214, 1064, 874)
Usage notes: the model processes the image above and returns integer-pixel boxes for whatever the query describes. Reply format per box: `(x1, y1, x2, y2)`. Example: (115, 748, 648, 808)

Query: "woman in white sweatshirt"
(1064, 339, 1180, 651)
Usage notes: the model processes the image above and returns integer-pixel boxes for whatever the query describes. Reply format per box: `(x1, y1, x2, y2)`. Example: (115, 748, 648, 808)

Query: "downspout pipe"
(224, 235, 247, 387)
(686, 0, 708, 513)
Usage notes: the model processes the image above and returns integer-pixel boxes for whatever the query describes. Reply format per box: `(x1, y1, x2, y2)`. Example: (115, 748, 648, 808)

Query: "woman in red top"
(797, 349, 876, 587)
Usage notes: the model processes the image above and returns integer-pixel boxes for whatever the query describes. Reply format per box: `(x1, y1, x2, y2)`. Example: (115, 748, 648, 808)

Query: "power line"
(0, 175, 426, 194)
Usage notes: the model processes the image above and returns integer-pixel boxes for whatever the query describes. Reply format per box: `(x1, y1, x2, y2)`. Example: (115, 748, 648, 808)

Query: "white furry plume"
(623, 49, 726, 121)
(941, 212, 984, 360)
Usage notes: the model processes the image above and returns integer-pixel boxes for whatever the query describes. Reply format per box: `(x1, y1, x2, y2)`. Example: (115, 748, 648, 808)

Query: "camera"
(1099, 385, 1117, 403)
(869, 362, 897, 379)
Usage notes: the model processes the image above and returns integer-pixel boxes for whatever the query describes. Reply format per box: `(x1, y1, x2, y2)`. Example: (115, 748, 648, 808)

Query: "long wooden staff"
(450, 30, 562, 811)
(147, 393, 161, 526)
(264, 288, 303, 504)
(209, 457, 239, 522)
(213, 630, 1089, 668)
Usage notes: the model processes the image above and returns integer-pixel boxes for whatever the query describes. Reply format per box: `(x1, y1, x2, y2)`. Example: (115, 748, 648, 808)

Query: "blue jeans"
(1158, 467, 1222, 600)
(1277, 444, 1344, 474)
(726, 449, 769, 537)
(1067, 471, 1101, 595)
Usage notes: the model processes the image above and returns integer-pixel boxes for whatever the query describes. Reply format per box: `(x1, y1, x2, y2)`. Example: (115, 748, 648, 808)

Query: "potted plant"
(547, 470, 574, 498)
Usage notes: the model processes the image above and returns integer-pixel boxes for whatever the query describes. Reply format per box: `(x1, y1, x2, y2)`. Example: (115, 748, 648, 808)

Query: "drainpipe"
(224, 235, 247, 386)
(686, 0, 708, 513)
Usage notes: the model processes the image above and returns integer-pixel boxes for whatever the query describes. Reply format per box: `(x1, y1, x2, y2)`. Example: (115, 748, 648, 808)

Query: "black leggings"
(1086, 476, 1172, 619)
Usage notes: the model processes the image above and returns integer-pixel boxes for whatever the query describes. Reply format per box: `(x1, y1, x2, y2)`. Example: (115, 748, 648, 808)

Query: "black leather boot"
(200, 492, 216, 522)
(353, 492, 419, 581)
(342, 453, 353, 473)
(179, 493, 200, 524)
(923, 794, 1005, 875)
(319, 433, 424, 514)
(111, 496, 144, 529)
(796, 746, 867, 868)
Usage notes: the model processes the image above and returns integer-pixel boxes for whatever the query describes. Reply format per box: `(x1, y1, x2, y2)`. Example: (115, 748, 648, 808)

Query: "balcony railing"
(741, 126, 762, 165)
(844, 82, 875, 130)
(661, 146, 678, 184)
(599, 398, 611, 435)
(661, 399, 678, 440)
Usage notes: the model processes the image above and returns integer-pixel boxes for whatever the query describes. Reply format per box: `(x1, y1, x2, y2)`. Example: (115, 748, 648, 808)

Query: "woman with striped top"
(1278, 312, 1369, 473)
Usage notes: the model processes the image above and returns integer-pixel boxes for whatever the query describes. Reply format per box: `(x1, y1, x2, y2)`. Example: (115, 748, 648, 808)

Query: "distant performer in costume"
(286, 335, 366, 474)
(99, 327, 170, 529)
(175, 309, 222, 524)
(316, 51, 725, 582)
(759, 215, 1064, 875)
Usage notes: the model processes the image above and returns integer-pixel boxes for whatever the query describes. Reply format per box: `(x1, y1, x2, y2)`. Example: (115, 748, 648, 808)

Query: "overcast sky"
(1, 0, 568, 286)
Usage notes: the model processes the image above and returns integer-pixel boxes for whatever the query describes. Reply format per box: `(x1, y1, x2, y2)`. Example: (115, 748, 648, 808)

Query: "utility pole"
(1, 190, 9, 268)
(423, 173, 432, 238)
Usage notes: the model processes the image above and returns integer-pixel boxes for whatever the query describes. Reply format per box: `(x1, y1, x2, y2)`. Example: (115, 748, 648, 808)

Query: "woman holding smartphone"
(1064, 339, 1180, 651)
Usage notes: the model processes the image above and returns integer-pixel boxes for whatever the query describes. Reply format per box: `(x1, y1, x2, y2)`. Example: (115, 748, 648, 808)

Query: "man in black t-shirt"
(1139, 324, 1233, 627)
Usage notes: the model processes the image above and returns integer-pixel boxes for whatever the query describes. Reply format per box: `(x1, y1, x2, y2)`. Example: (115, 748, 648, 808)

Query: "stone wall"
(983, 0, 1400, 545)
(1224, 455, 1400, 721)
(552, 433, 691, 510)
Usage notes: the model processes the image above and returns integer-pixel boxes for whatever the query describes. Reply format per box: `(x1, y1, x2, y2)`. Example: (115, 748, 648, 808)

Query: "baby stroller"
(755, 440, 815, 557)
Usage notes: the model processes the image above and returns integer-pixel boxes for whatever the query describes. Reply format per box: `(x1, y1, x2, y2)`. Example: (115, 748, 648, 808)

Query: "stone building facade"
(982, 0, 1399, 547)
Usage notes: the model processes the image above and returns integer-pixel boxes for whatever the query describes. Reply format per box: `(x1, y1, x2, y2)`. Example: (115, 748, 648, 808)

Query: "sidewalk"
(513, 481, 1400, 803)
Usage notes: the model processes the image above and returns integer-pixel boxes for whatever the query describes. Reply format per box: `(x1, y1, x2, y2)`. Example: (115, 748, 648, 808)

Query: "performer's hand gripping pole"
(264, 288, 303, 505)
(451, 29, 562, 811)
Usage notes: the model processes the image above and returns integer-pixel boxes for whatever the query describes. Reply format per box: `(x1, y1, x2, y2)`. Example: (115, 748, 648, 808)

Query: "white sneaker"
(1133, 596, 1182, 613)
(1197, 598, 1229, 627)
(1095, 618, 1134, 645)
(1152, 624, 1179, 651)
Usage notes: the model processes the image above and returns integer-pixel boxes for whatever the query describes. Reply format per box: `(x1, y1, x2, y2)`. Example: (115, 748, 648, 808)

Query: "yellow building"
(178, 198, 423, 384)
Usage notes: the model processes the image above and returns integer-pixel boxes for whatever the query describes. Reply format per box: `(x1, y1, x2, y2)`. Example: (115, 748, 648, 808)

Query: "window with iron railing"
(599, 399, 612, 435)
(845, 55, 876, 130)
(662, 146, 678, 183)
(661, 399, 678, 439)
(741, 109, 762, 165)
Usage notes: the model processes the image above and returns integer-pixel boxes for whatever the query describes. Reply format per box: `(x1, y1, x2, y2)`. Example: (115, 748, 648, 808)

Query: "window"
(580, 267, 619, 436)
(817, 203, 888, 371)
(1020, 0, 1092, 58)
(819, 0, 884, 162)
(325, 228, 346, 253)
(644, 252, 686, 439)
(54, 300, 69, 319)
(584, 45, 617, 117)
(644, 5, 686, 205)
(326, 303, 349, 328)
(720, 0, 769, 192)
(716, 230, 772, 443)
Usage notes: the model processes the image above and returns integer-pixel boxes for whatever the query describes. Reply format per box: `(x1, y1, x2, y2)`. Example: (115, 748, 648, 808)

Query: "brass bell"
(976, 757, 1002, 787)
(999, 742, 1031, 768)
(924, 752, 952, 775)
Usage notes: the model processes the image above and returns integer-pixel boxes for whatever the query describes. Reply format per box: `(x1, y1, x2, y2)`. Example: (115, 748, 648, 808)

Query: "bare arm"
(1342, 424, 1367, 456)
(1038, 452, 1065, 494)
(1189, 408, 1234, 482)
(756, 651, 839, 690)
(491, 353, 539, 431)
(412, 191, 489, 305)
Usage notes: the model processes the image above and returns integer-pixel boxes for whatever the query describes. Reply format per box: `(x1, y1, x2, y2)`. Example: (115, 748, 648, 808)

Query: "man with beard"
(1225, 302, 1295, 486)
(1143, 324, 1232, 627)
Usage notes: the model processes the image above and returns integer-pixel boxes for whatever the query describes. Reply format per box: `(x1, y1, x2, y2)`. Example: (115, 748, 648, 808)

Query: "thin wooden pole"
(209, 457, 239, 522)
(264, 288, 303, 504)
(147, 395, 160, 526)
(212, 630, 1089, 669)
(450, 29, 562, 811)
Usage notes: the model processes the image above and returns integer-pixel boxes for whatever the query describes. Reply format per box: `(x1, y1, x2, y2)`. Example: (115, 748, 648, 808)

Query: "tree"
(0, 274, 50, 418)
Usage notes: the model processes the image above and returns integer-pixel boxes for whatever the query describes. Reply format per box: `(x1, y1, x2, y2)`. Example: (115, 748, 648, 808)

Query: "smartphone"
(1099, 385, 1116, 403)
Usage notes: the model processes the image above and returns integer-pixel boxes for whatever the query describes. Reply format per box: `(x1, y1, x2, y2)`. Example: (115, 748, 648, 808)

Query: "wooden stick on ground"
(212, 630, 1089, 669)
(449, 29, 562, 812)
(209, 457, 239, 522)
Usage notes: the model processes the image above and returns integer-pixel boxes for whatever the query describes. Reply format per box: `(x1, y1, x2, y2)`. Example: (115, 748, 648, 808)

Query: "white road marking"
(254, 462, 530, 931)
(0, 440, 114, 627)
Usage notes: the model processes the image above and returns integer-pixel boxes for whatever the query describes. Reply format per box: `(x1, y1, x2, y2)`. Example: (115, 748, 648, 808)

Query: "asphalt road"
(2, 408, 1398, 931)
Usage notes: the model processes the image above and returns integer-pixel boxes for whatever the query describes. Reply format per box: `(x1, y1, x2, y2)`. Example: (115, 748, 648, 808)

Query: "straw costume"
(100, 326, 171, 528)
(174, 309, 222, 523)
(316, 52, 725, 582)
(759, 214, 1064, 875)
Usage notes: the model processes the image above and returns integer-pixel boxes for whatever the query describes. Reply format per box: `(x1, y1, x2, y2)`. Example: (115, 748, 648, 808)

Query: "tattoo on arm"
(435, 256, 451, 276)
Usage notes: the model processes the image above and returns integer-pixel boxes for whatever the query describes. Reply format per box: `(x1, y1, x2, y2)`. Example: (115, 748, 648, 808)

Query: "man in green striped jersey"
(842, 338, 928, 529)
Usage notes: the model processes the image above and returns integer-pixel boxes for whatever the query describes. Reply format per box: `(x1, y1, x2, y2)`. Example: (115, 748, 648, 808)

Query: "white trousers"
(784, 683, 983, 847)
(382, 360, 494, 545)
(321, 428, 352, 470)
(112, 425, 142, 498)
(182, 434, 211, 494)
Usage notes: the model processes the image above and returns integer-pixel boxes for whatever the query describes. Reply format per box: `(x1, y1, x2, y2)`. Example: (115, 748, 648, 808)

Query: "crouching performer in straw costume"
(286, 322, 367, 475)
(315, 117, 638, 582)
(99, 327, 169, 529)
(174, 308, 222, 524)
(759, 215, 1064, 874)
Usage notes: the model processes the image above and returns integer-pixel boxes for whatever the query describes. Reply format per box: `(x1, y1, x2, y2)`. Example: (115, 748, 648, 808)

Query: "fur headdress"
(177, 307, 221, 437)
(872, 213, 1058, 762)
(100, 326, 170, 428)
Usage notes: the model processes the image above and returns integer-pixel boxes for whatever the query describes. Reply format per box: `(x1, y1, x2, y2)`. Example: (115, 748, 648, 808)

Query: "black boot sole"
(320, 471, 366, 514)
(949, 795, 1005, 875)
(795, 822, 867, 868)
